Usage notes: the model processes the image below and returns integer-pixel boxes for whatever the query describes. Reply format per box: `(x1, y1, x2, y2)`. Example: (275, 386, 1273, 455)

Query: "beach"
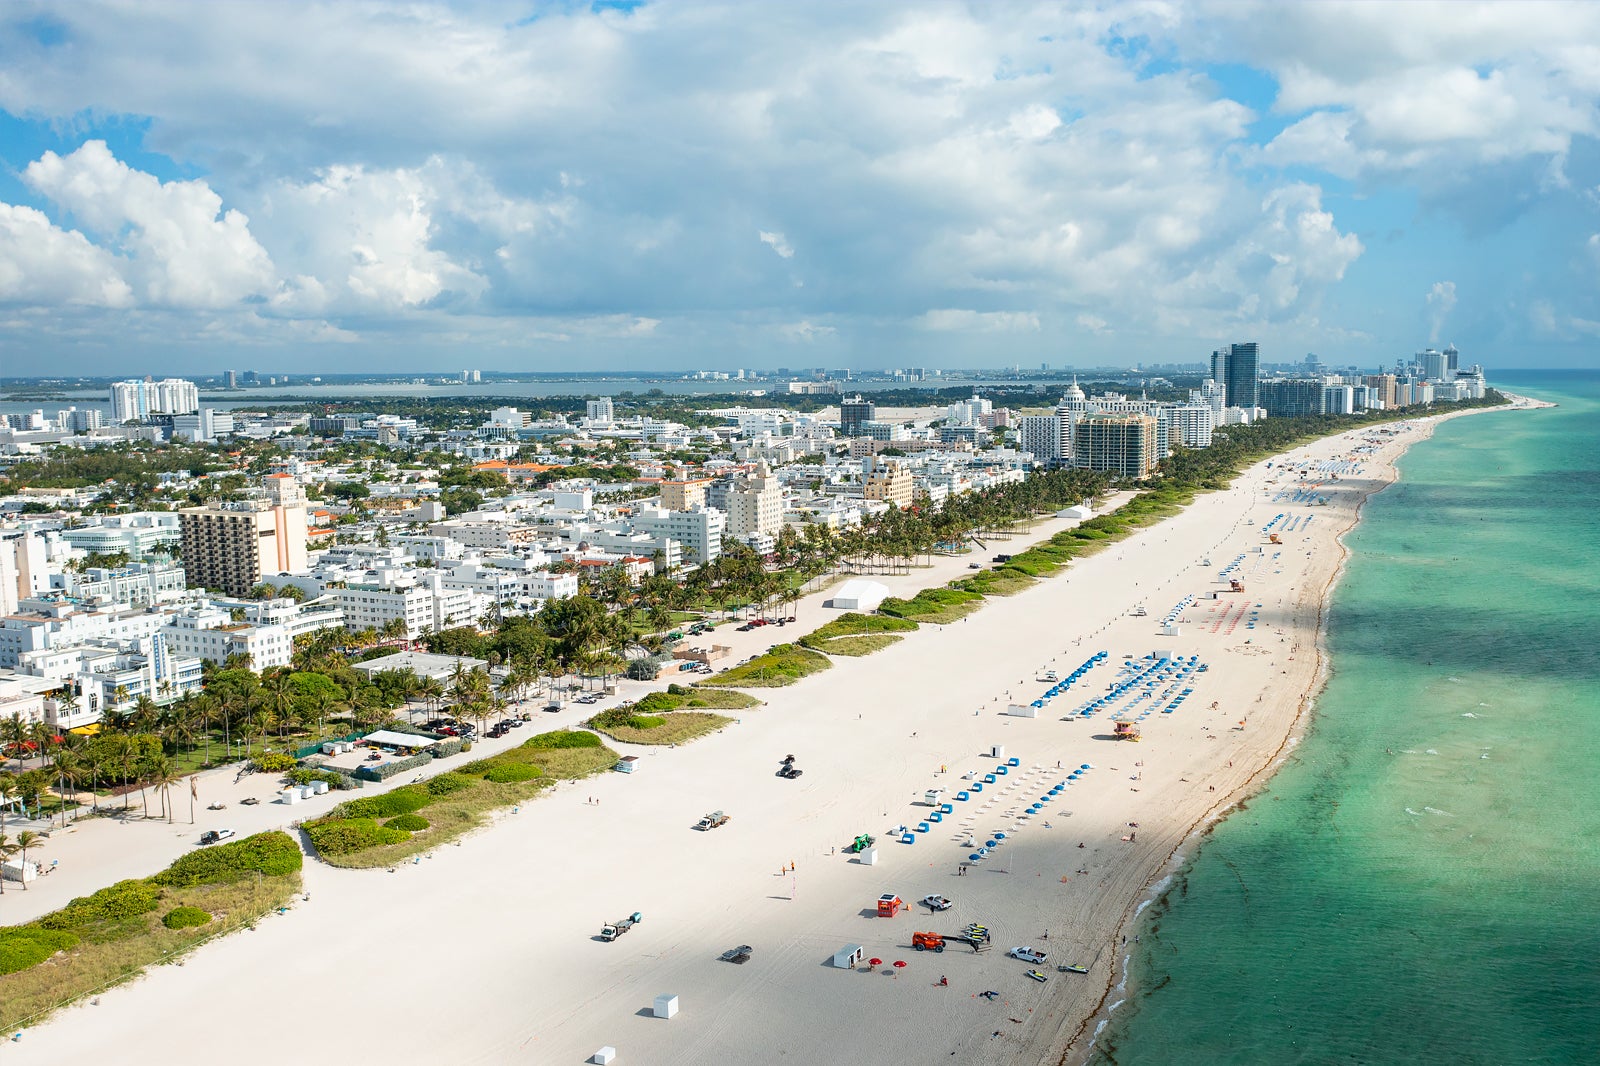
(7, 403, 1533, 1065)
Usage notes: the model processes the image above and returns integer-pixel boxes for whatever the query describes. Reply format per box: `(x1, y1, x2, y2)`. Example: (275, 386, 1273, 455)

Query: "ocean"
(1090, 370, 1600, 1066)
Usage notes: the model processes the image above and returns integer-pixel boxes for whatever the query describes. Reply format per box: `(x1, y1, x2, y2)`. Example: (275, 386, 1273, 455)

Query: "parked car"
(198, 829, 235, 846)
(1008, 947, 1048, 964)
(921, 894, 954, 911)
(969, 562, 982, 569)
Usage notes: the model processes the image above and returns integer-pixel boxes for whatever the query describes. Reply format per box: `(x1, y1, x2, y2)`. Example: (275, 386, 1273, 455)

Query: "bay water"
(1091, 371, 1600, 1065)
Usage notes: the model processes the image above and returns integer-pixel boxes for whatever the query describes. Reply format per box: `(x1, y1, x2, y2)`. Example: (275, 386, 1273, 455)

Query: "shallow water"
(1090, 371, 1600, 1066)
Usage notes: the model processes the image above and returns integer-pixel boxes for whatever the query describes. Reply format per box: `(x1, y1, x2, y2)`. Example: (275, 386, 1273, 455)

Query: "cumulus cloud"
(23, 141, 275, 307)
(0, 202, 133, 308)
(758, 231, 795, 259)
(1426, 281, 1457, 344)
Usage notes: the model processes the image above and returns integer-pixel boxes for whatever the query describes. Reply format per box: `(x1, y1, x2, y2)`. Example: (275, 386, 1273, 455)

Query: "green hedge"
(286, 768, 357, 790)
(384, 814, 430, 831)
(522, 730, 602, 750)
(250, 753, 297, 773)
(161, 906, 212, 930)
(0, 927, 80, 976)
(40, 879, 162, 930)
(431, 737, 466, 758)
(425, 772, 471, 796)
(337, 786, 431, 820)
(152, 832, 303, 888)
(355, 752, 434, 781)
(303, 817, 410, 855)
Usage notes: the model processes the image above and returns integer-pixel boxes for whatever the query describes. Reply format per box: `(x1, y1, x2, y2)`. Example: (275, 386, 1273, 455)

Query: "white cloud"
(23, 141, 275, 308)
(758, 230, 795, 259)
(918, 309, 1040, 332)
(0, 202, 133, 308)
(779, 320, 836, 341)
(1076, 313, 1109, 334)
(1426, 281, 1457, 344)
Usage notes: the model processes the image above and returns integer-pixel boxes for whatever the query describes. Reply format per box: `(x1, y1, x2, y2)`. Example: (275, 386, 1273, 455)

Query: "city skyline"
(3, 3, 1600, 373)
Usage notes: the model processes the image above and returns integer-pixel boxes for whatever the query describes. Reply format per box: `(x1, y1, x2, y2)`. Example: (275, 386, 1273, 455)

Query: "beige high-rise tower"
(180, 493, 308, 596)
(725, 459, 783, 537)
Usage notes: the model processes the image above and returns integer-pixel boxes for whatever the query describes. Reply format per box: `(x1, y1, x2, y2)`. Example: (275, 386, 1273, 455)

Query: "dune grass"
(696, 644, 831, 688)
(303, 731, 617, 869)
(0, 833, 302, 1030)
(589, 711, 732, 745)
(878, 586, 986, 624)
(799, 613, 918, 656)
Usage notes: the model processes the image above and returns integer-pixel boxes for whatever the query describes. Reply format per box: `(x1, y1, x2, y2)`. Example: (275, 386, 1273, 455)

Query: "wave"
(1424, 807, 1453, 816)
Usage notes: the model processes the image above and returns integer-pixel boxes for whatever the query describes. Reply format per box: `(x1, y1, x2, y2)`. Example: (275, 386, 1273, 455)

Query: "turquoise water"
(1092, 372, 1600, 1066)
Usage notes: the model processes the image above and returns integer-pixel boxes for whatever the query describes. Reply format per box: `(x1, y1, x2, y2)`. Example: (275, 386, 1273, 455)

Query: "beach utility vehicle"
(921, 894, 954, 912)
(198, 829, 235, 845)
(845, 834, 875, 853)
(1025, 969, 1049, 983)
(778, 764, 803, 779)
(1008, 947, 1047, 963)
(719, 944, 753, 964)
(1230, 579, 1246, 592)
(912, 932, 947, 952)
(695, 811, 730, 831)
(600, 912, 643, 941)
(1037, 670, 1059, 683)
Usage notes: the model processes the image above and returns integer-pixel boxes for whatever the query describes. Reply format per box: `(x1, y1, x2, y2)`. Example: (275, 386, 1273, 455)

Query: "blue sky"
(2, 0, 1599, 376)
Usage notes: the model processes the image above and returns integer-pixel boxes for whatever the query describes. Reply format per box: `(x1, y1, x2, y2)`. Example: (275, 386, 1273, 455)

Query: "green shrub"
(251, 753, 297, 773)
(286, 768, 355, 790)
(354, 752, 434, 781)
(425, 773, 470, 796)
(626, 714, 667, 730)
(0, 927, 79, 976)
(40, 879, 162, 929)
(431, 737, 466, 758)
(152, 832, 303, 888)
(522, 730, 602, 750)
(482, 763, 539, 783)
(337, 787, 431, 820)
(161, 906, 212, 930)
(384, 813, 430, 831)
(666, 683, 690, 696)
(304, 817, 410, 856)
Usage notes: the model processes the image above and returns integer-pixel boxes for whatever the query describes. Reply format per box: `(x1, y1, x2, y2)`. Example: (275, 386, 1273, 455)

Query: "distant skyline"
(3, 1, 1600, 374)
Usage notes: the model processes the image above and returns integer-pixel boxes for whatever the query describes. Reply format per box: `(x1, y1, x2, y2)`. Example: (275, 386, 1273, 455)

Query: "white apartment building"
(1166, 404, 1216, 449)
(54, 560, 188, 608)
(630, 506, 726, 565)
(725, 460, 783, 537)
(110, 378, 200, 422)
(333, 573, 482, 639)
(163, 604, 295, 671)
(0, 602, 169, 669)
(59, 512, 183, 556)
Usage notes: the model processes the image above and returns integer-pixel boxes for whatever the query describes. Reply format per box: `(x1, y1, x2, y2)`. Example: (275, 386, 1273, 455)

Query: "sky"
(2, 0, 1600, 376)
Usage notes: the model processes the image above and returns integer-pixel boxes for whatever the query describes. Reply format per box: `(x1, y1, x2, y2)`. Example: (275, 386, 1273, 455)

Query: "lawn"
(0, 832, 302, 1030)
(694, 644, 832, 688)
(301, 730, 617, 869)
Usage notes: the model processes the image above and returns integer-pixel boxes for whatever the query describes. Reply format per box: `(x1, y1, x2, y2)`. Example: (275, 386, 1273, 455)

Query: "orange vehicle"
(912, 932, 946, 953)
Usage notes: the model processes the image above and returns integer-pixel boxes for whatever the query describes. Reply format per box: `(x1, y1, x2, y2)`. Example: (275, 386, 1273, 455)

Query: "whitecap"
(1405, 808, 1422, 816)
(1424, 807, 1452, 816)
(1425, 749, 1440, 755)
(1461, 712, 1478, 718)
(1447, 676, 1463, 682)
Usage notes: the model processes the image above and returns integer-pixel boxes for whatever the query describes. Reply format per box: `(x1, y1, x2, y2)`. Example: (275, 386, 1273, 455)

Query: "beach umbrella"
(1081, 764, 1091, 770)
(994, 832, 1007, 839)
(893, 960, 908, 969)
(869, 958, 883, 966)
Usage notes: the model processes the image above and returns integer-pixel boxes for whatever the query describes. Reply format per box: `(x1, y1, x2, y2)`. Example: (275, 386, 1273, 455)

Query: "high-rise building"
(179, 498, 308, 596)
(1211, 343, 1260, 412)
(1418, 349, 1449, 382)
(224, 370, 238, 389)
(1444, 345, 1460, 374)
(1258, 379, 1327, 418)
(1073, 415, 1159, 478)
(840, 396, 876, 437)
(110, 378, 200, 422)
(725, 460, 783, 537)
(1018, 414, 1073, 466)
(586, 397, 614, 423)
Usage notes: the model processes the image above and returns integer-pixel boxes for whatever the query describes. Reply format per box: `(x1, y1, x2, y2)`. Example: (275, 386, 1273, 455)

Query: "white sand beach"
(8, 403, 1536, 1066)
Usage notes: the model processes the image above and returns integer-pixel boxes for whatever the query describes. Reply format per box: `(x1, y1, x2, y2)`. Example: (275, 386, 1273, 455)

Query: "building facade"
(179, 500, 309, 596)
(1074, 414, 1159, 478)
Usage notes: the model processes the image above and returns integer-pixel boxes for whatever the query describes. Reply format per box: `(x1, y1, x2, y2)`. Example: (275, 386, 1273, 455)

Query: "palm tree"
(14, 830, 43, 889)
(0, 834, 16, 894)
(147, 757, 178, 823)
(0, 773, 18, 834)
(132, 695, 159, 735)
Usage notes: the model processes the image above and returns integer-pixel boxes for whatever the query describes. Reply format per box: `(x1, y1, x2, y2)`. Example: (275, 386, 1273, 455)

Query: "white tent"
(826, 579, 889, 611)
(1056, 504, 1093, 520)
(362, 729, 438, 749)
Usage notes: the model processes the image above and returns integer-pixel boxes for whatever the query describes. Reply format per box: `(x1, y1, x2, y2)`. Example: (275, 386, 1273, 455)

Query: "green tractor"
(845, 834, 876, 854)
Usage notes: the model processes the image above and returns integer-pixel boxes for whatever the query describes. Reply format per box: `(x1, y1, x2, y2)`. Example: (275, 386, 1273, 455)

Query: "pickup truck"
(695, 810, 730, 831)
(600, 912, 643, 941)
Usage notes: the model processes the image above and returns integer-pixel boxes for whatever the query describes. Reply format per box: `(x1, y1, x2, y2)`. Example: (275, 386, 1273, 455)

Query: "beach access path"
(10, 403, 1538, 1065)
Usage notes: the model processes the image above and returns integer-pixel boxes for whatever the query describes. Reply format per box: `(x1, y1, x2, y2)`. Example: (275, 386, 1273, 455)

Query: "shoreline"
(1057, 396, 1547, 1065)
(8, 400, 1546, 1066)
